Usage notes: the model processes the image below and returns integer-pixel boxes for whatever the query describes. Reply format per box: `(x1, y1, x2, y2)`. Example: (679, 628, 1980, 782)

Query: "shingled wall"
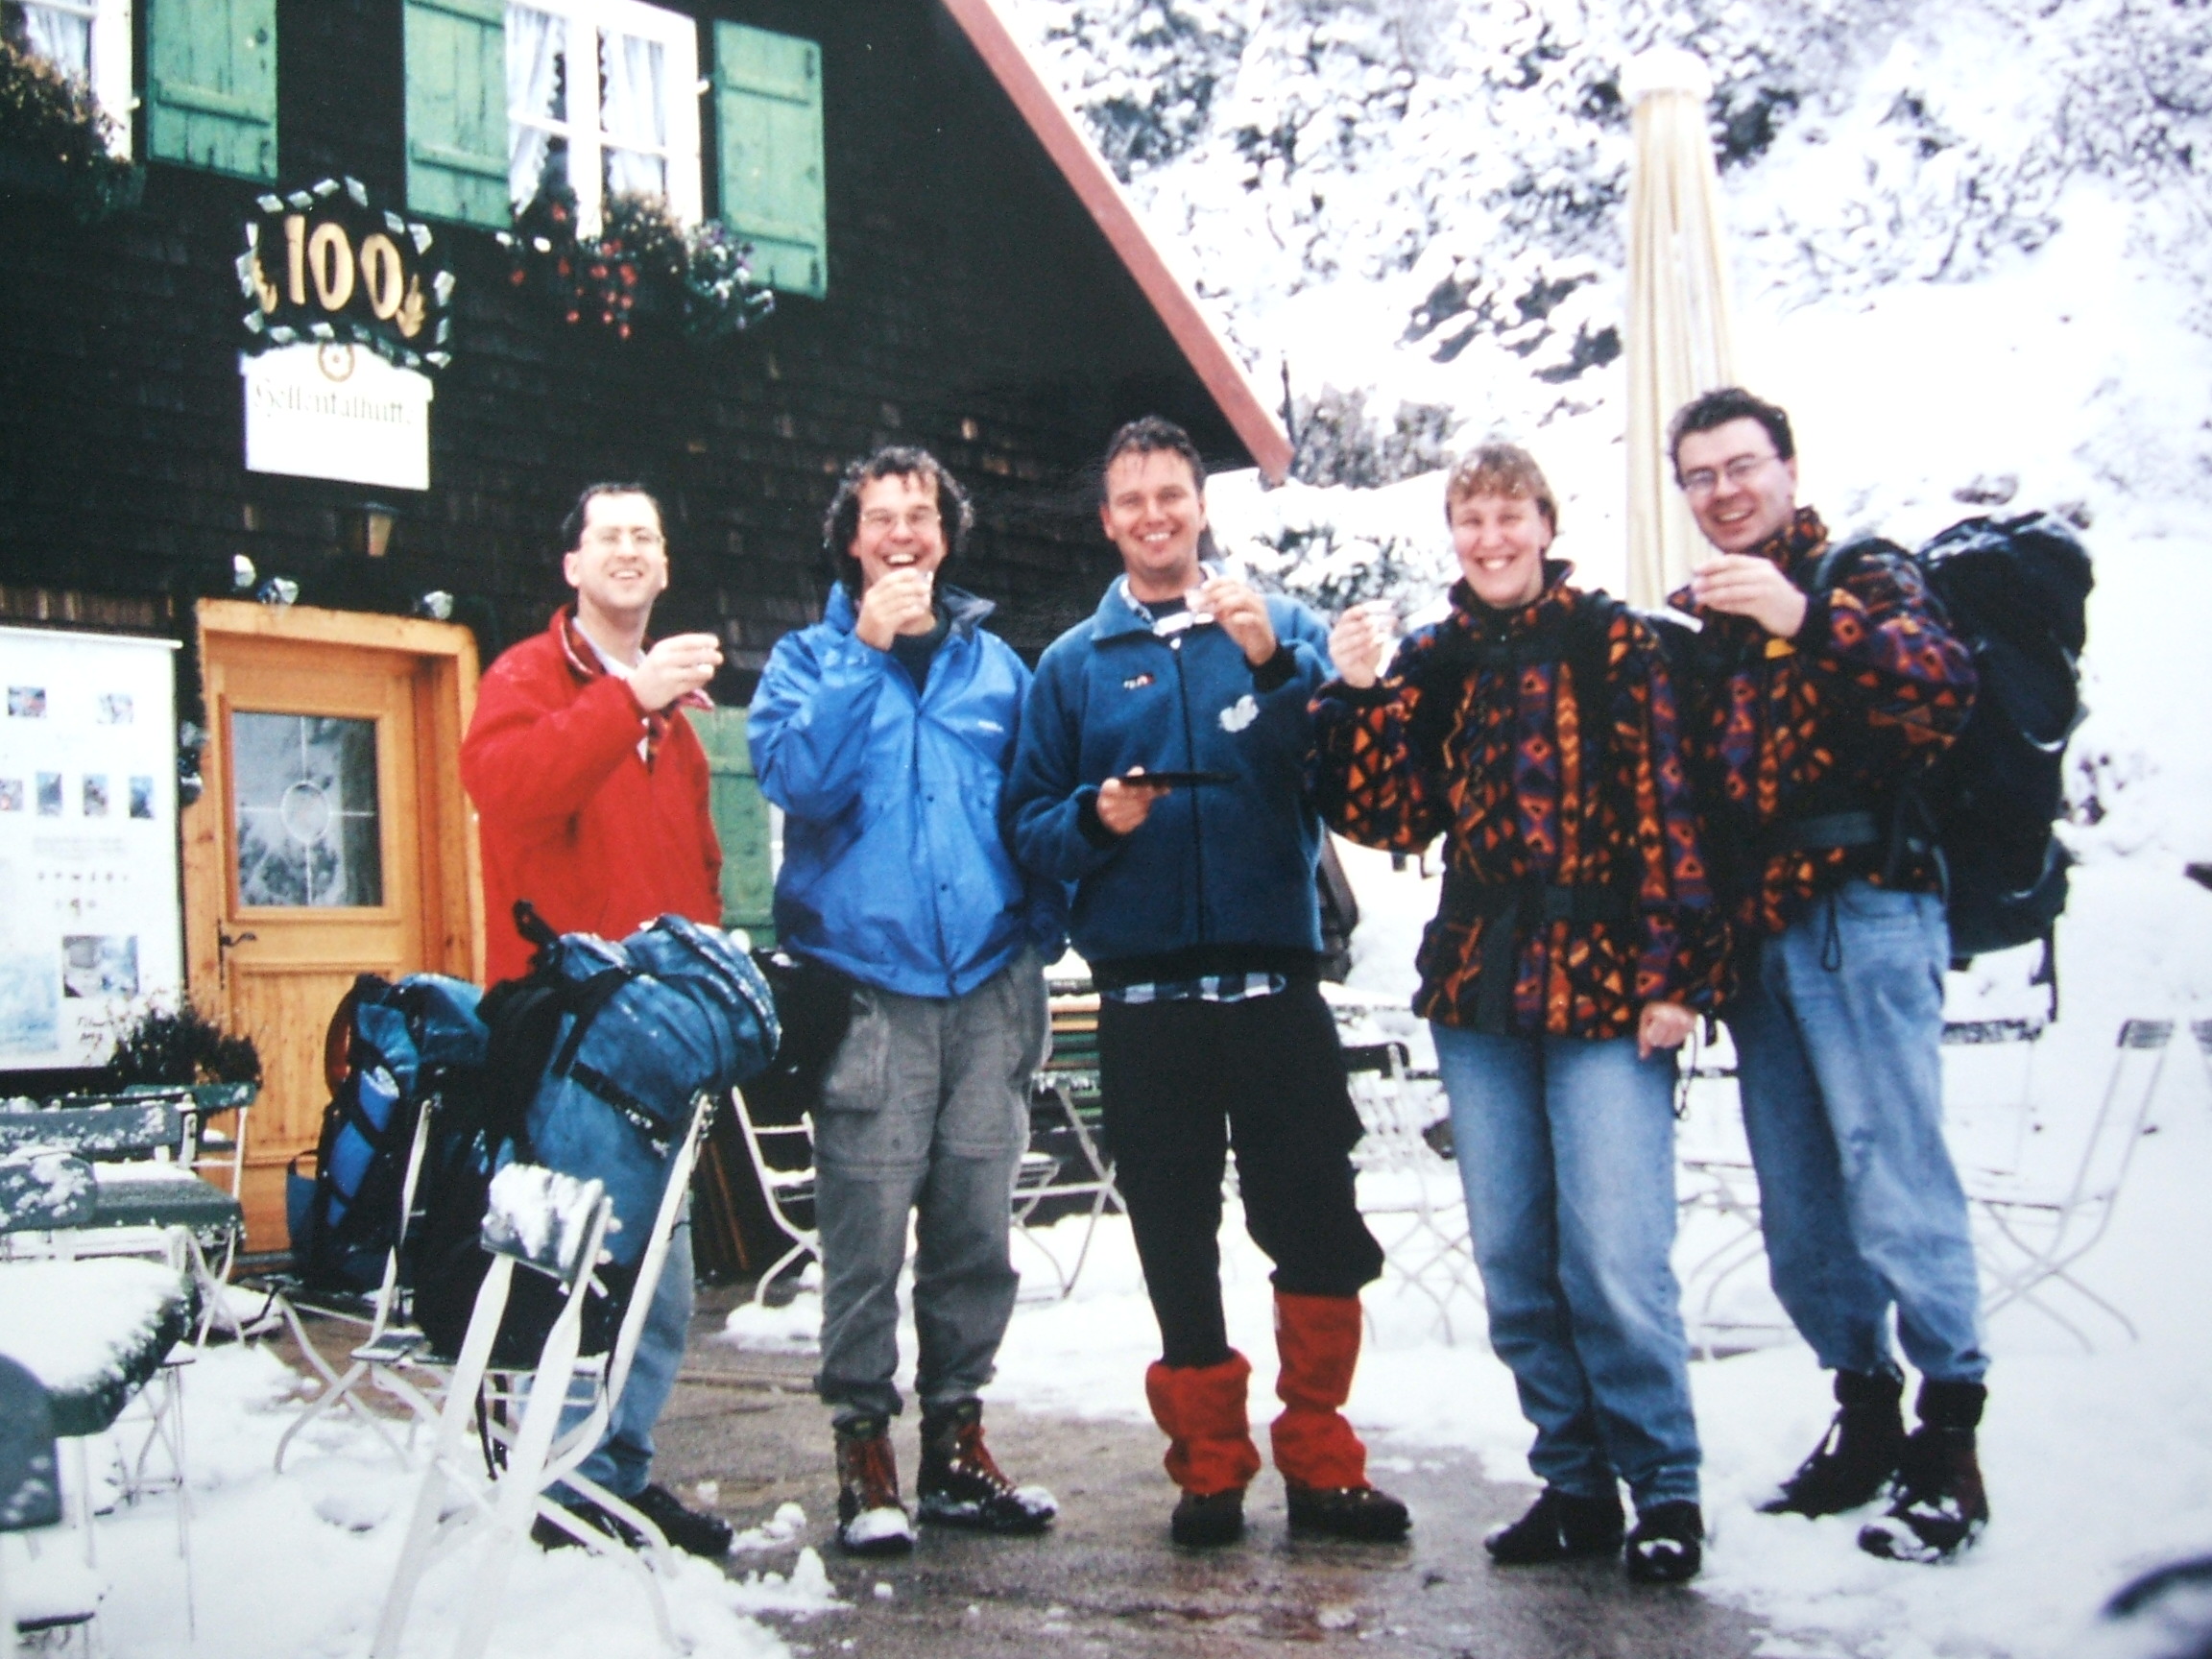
(0, 0, 1253, 696)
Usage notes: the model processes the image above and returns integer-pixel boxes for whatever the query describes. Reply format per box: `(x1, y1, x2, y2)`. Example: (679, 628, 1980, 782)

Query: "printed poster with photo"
(0, 627, 182, 1069)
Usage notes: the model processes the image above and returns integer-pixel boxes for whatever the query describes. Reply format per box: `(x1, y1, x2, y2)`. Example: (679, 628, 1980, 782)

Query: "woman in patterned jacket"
(1310, 443, 1726, 1584)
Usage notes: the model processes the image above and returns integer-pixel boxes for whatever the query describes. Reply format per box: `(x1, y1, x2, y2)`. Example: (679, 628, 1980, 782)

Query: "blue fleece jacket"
(749, 583, 1065, 998)
(1007, 577, 1334, 981)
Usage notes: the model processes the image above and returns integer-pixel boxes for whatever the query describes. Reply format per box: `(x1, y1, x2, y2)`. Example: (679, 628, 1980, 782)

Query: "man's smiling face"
(564, 491, 668, 628)
(1677, 418, 1800, 556)
(1100, 448, 1207, 602)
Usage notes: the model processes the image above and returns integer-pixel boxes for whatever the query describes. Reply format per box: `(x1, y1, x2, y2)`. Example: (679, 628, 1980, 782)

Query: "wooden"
(182, 601, 480, 1249)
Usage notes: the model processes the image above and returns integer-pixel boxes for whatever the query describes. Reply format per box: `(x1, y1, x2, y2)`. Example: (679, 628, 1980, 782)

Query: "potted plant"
(0, 35, 141, 221)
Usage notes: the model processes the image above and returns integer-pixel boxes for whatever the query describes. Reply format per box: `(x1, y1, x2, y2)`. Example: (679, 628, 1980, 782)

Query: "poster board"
(0, 628, 183, 1070)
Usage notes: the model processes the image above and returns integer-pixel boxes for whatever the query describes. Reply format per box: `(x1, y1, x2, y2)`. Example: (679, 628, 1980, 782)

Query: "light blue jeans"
(1432, 1024, 1701, 1509)
(564, 1212, 691, 1500)
(1727, 880, 1987, 1383)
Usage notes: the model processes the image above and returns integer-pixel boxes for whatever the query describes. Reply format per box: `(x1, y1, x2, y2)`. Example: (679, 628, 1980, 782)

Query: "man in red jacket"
(461, 482, 730, 1556)
(464, 484, 724, 985)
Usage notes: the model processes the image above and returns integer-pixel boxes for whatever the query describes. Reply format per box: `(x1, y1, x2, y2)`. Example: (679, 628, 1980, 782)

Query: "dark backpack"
(289, 974, 490, 1295)
(412, 903, 781, 1364)
(1807, 513, 2092, 971)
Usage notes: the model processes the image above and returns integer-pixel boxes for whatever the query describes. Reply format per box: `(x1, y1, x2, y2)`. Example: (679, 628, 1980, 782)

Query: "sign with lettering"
(236, 175, 455, 373)
(242, 343, 433, 491)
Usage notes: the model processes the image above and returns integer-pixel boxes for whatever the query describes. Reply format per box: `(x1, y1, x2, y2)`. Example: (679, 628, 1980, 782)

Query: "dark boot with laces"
(1625, 1502, 1704, 1583)
(1484, 1486, 1625, 1565)
(1286, 1482, 1411, 1542)
(917, 1399, 1057, 1534)
(834, 1414, 916, 1556)
(1760, 1367, 1907, 1517)
(1859, 1381, 1989, 1564)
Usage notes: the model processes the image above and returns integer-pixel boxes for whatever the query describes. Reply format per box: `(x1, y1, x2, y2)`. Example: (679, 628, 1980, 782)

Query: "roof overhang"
(938, 0, 1294, 483)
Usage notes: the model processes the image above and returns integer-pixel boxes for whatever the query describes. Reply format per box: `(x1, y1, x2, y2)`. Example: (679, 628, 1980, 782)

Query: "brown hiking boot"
(833, 1415, 915, 1556)
(917, 1399, 1057, 1534)
(1858, 1381, 1990, 1563)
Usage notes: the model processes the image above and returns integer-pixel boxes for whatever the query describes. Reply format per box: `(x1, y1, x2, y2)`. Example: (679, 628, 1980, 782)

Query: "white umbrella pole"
(1623, 48, 1739, 607)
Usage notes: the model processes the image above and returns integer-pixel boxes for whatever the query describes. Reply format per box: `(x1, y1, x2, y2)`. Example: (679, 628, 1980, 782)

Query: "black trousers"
(1098, 982, 1385, 1369)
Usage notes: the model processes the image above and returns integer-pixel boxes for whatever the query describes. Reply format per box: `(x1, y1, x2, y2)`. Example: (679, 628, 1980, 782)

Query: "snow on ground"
(3, 1341, 835, 1658)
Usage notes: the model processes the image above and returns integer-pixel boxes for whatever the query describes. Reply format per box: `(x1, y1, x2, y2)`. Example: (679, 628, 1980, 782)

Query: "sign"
(0, 629, 183, 1071)
(236, 175, 455, 374)
(243, 343, 434, 492)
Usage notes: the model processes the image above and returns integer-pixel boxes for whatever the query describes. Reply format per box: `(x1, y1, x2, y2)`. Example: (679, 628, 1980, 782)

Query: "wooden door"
(183, 601, 480, 1249)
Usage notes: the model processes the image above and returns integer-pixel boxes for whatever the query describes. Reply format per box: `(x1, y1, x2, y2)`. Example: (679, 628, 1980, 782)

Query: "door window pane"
(232, 713, 384, 907)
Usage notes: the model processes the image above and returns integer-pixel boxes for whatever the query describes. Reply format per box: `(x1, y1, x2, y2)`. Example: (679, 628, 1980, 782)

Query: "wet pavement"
(648, 1288, 1766, 1659)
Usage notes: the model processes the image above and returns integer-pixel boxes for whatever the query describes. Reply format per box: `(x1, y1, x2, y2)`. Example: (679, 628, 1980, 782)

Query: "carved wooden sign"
(235, 175, 455, 373)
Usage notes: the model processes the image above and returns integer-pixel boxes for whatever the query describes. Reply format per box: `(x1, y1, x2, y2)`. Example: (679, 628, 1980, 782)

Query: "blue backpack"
(412, 904, 780, 1361)
(291, 974, 490, 1294)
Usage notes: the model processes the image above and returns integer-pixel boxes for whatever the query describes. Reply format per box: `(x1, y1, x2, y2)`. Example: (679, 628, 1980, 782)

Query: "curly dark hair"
(1666, 388, 1795, 482)
(821, 446, 974, 593)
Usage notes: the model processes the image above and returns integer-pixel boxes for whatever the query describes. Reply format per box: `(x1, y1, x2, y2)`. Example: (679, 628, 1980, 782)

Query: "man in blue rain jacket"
(748, 446, 1063, 1558)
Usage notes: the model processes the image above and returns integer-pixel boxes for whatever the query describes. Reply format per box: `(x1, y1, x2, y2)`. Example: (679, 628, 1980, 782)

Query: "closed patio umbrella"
(1623, 47, 1739, 607)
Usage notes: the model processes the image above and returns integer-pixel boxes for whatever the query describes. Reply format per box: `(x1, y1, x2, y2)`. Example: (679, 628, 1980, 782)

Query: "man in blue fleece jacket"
(1007, 417, 1407, 1550)
(750, 447, 1064, 1557)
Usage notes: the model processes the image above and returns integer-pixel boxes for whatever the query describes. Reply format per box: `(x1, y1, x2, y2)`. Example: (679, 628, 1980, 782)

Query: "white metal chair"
(1338, 1036, 1482, 1344)
(0, 1149, 198, 1642)
(1010, 1078, 1121, 1301)
(728, 1084, 819, 1309)
(274, 1093, 446, 1472)
(1963, 1017, 2172, 1349)
(373, 1092, 711, 1659)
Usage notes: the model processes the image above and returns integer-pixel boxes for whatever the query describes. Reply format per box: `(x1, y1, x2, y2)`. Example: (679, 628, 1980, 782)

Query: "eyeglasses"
(1679, 453, 1779, 497)
(584, 527, 665, 551)
(859, 507, 942, 535)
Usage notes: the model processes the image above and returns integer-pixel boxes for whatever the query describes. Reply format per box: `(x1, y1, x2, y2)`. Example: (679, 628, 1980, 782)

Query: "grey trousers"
(812, 949, 1047, 1424)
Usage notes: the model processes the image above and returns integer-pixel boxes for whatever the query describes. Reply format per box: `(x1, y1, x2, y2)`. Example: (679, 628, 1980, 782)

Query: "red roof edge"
(937, 0, 1294, 484)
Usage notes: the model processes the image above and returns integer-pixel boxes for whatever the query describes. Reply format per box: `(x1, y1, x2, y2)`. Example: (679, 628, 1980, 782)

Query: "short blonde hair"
(1444, 443, 1558, 535)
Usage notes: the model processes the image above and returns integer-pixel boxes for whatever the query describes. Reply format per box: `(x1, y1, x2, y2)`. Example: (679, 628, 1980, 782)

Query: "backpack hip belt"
(1439, 874, 1637, 1035)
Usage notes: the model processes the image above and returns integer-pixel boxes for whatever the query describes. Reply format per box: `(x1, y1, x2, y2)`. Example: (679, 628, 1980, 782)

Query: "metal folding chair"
(1338, 1036, 1481, 1344)
(728, 1084, 819, 1309)
(1963, 1018, 2172, 1349)
(0, 1356, 81, 1659)
(273, 1093, 446, 1471)
(373, 1093, 711, 1659)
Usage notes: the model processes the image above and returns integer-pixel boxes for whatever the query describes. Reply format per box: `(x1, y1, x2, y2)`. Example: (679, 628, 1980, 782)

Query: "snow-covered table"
(0, 1258, 196, 1437)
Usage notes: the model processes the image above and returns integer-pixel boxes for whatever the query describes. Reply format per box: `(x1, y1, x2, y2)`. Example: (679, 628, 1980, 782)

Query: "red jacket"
(463, 612, 722, 984)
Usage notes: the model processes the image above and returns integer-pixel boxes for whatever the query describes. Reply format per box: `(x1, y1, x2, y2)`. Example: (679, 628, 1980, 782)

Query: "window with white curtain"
(1, 0, 132, 156)
(507, 0, 700, 236)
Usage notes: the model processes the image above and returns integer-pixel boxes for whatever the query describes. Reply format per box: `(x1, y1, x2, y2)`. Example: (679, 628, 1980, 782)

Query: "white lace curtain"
(599, 28, 666, 202)
(507, 3, 563, 204)
(15, 2, 94, 78)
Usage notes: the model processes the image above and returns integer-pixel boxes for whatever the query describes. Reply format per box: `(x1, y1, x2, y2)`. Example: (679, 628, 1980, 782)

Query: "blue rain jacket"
(749, 582, 1065, 998)
(1007, 577, 1334, 972)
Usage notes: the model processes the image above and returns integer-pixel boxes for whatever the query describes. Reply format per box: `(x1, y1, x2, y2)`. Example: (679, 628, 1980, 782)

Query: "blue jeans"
(812, 950, 1047, 1425)
(565, 1213, 692, 1500)
(1727, 881, 1987, 1383)
(1432, 1024, 1701, 1509)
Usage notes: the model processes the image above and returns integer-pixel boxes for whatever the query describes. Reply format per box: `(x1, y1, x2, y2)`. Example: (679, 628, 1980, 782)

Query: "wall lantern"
(348, 502, 398, 559)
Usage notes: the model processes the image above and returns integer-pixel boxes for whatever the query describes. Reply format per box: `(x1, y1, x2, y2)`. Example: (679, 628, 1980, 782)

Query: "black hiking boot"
(1859, 1381, 1989, 1564)
(630, 1481, 734, 1557)
(531, 1495, 639, 1553)
(1625, 1502, 1704, 1584)
(1170, 1487, 1246, 1549)
(834, 1415, 916, 1556)
(916, 1399, 1057, 1534)
(1760, 1367, 1907, 1517)
(1286, 1482, 1411, 1542)
(1483, 1486, 1625, 1565)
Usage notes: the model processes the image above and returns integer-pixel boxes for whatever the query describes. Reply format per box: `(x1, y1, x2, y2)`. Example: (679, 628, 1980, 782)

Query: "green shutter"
(690, 708, 778, 944)
(404, 0, 510, 228)
(146, 0, 276, 180)
(712, 21, 827, 300)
